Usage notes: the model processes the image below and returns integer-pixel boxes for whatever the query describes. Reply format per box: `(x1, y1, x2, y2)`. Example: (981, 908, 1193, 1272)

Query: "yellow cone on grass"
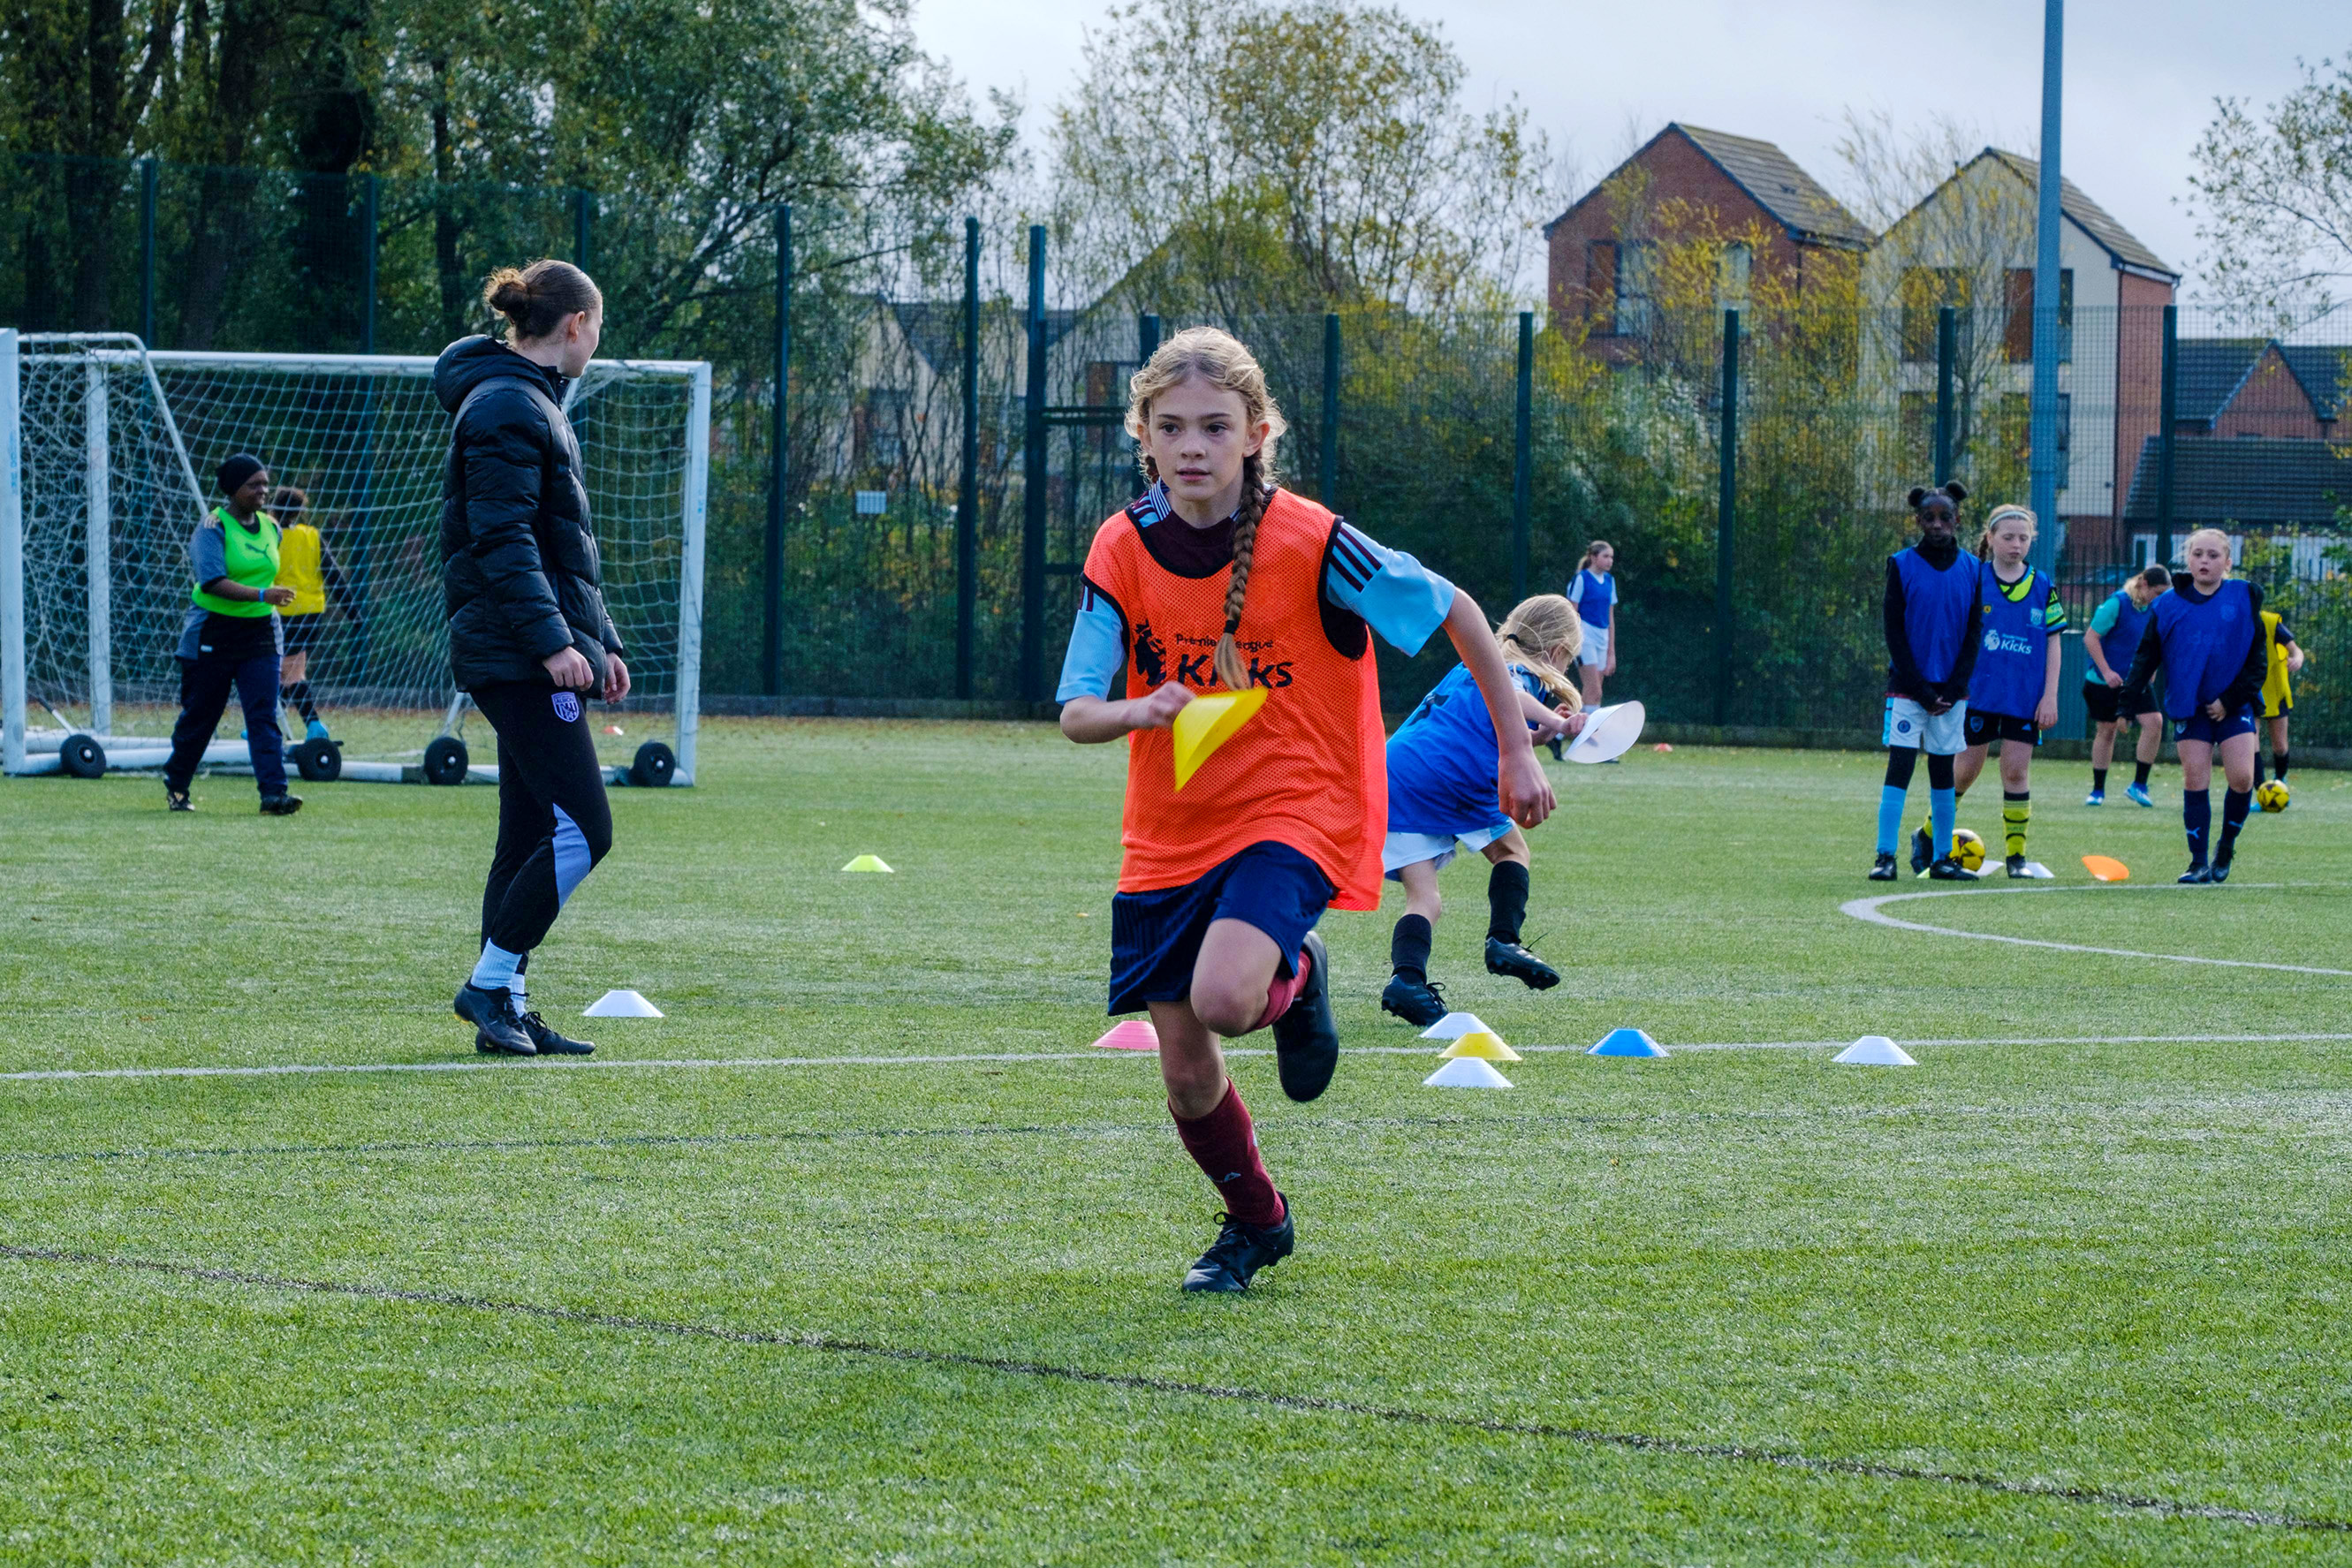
(1439, 1030, 1521, 1062)
(1171, 687, 1269, 790)
(842, 853, 894, 873)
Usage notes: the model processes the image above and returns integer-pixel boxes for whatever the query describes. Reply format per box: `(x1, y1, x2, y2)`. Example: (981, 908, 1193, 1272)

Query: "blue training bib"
(1387, 663, 1549, 838)
(1891, 547, 1979, 687)
(2151, 579, 2256, 717)
(1968, 565, 2056, 719)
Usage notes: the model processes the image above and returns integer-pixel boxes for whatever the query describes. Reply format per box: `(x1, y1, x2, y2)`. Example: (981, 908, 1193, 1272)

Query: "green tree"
(2188, 47, 2352, 318)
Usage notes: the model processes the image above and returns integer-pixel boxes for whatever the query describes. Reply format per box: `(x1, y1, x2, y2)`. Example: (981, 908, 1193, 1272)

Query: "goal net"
(2, 331, 707, 786)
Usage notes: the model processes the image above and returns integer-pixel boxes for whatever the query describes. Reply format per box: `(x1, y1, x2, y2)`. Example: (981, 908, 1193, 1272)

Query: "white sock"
(469, 942, 522, 992)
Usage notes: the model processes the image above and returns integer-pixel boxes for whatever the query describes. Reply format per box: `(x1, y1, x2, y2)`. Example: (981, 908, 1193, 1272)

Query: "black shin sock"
(2091, 768, 2108, 792)
(2134, 760, 2152, 789)
(2275, 751, 2290, 782)
(285, 681, 318, 723)
(1390, 914, 1432, 981)
(1486, 860, 1530, 944)
(2218, 788, 2252, 863)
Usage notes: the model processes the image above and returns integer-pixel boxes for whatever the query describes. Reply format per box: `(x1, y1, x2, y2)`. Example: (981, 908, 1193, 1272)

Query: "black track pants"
(471, 681, 614, 958)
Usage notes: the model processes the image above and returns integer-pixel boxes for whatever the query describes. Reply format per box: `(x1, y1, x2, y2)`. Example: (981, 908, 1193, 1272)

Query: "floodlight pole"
(2028, 0, 2064, 579)
(764, 203, 791, 696)
(1020, 225, 1047, 705)
(956, 216, 980, 698)
(1713, 308, 1739, 727)
(1933, 306, 1956, 486)
(1512, 310, 1533, 604)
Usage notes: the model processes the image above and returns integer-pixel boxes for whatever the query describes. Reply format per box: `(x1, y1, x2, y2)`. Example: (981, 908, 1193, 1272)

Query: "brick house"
(2174, 338, 2346, 441)
(1544, 123, 1872, 356)
(1861, 149, 2179, 549)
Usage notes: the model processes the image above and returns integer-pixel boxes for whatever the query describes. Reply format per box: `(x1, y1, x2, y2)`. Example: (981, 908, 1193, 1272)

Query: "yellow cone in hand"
(1171, 687, 1269, 790)
(1439, 1030, 1521, 1062)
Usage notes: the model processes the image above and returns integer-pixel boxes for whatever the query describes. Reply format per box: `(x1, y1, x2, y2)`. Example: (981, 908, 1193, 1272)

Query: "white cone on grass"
(1423, 1057, 1513, 1088)
(1420, 1011, 1491, 1040)
(584, 989, 664, 1019)
(1833, 1034, 1915, 1065)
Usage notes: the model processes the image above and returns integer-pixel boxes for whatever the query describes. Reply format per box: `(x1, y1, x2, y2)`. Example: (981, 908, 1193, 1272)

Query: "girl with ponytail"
(1057, 325, 1554, 1294)
(1379, 595, 1587, 1026)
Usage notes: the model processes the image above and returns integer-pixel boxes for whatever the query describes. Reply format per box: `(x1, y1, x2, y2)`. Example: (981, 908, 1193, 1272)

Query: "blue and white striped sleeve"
(1056, 577, 1128, 701)
(1323, 520, 1456, 655)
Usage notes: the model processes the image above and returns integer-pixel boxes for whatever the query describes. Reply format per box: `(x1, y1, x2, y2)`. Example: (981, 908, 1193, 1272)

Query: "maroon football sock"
(1171, 1080, 1285, 1227)
(1248, 946, 1312, 1034)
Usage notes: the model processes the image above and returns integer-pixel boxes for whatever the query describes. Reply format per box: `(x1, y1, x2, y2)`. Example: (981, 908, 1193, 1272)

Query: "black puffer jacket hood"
(435, 335, 621, 693)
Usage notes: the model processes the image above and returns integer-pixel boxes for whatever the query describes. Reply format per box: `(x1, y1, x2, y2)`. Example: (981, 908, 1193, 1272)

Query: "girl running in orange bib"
(1058, 327, 1553, 1293)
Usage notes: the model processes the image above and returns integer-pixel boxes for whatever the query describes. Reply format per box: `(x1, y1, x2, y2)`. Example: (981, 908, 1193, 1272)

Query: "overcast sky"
(909, 0, 2341, 297)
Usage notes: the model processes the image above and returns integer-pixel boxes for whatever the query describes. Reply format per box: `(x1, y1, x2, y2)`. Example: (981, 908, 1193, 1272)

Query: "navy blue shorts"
(2173, 706, 2257, 746)
(1108, 841, 1335, 1016)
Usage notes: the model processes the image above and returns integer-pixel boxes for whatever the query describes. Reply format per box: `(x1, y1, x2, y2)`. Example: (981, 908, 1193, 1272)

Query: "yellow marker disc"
(1438, 1030, 1522, 1062)
(1170, 687, 1269, 790)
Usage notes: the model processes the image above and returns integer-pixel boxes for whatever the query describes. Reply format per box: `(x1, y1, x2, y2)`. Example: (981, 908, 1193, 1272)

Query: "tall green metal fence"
(9, 153, 2348, 743)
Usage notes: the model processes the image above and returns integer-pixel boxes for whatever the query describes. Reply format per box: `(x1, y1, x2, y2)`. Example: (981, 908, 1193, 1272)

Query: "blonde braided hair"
(1123, 326, 1288, 691)
(1495, 595, 1584, 709)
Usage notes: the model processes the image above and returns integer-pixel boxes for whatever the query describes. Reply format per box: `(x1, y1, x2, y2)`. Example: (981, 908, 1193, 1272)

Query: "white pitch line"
(1840, 883, 2352, 977)
(9, 1034, 2352, 1084)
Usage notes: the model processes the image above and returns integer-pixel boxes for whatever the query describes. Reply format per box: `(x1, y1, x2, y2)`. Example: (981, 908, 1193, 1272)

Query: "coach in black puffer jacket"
(435, 333, 622, 691)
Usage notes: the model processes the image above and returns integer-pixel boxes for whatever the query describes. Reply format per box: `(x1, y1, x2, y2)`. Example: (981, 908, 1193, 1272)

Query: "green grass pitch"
(4, 721, 2351, 1564)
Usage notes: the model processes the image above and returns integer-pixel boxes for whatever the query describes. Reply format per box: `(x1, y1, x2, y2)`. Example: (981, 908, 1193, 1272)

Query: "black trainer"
(1909, 825, 1934, 874)
(258, 793, 303, 816)
(514, 1009, 595, 1055)
(1484, 936, 1560, 990)
(2005, 854, 2031, 879)
(2177, 864, 2214, 884)
(1545, 735, 1566, 761)
(1180, 1197, 1295, 1293)
(1927, 856, 1978, 882)
(1380, 973, 1447, 1026)
(1868, 852, 1899, 881)
(1271, 931, 1339, 1102)
(455, 982, 535, 1056)
(2209, 856, 2234, 884)
(166, 788, 193, 813)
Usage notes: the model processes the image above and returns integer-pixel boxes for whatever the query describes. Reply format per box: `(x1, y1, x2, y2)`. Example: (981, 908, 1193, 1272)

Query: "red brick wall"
(2212, 346, 2327, 439)
(2111, 271, 2174, 521)
(1545, 129, 1811, 341)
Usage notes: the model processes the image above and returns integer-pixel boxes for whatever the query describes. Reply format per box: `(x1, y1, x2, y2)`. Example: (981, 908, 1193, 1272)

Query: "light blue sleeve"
(1323, 520, 1455, 655)
(1055, 578, 1127, 701)
(188, 524, 227, 586)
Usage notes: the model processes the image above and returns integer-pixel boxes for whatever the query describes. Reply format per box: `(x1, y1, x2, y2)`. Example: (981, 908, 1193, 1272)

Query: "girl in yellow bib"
(268, 485, 359, 741)
(1058, 327, 1552, 1293)
(163, 453, 302, 814)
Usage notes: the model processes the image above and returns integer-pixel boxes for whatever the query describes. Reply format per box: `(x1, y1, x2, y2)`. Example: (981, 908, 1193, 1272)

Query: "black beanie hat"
(216, 453, 265, 496)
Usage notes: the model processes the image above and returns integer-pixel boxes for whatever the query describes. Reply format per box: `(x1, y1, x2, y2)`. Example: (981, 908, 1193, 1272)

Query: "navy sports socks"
(1487, 861, 1530, 943)
(2182, 790, 2211, 867)
(1390, 914, 1432, 981)
(2217, 788, 2251, 863)
(2091, 768, 2108, 793)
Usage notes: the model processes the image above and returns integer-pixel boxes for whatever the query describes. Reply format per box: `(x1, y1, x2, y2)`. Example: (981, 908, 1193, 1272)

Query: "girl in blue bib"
(1917, 505, 2066, 877)
(2120, 529, 2268, 882)
(1870, 482, 1983, 881)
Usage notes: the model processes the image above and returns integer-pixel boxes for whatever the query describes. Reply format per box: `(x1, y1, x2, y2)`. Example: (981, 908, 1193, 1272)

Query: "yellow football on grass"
(2256, 779, 2290, 814)
(1951, 827, 1986, 873)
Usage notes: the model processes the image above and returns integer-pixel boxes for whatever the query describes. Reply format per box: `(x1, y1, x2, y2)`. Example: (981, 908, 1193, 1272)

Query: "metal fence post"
(1933, 306, 1955, 485)
(574, 189, 594, 271)
(1714, 308, 1740, 727)
(1320, 313, 1340, 510)
(2156, 303, 2177, 568)
(1020, 224, 1048, 705)
(139, 158, 158, 347)
(2027, 0, 2065, 578)
(360, 173, 378, 355)
(1513, 310, 1533, 604)
(957, 216, 980, 698)
(763, 203, 791, 696)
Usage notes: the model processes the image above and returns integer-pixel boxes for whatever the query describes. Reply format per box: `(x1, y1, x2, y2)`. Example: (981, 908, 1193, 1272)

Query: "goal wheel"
(58, 733, 107, 779)
(294, 739, 343, 783)
(629, 740, 676, 788)
(422, 735, 470, 786)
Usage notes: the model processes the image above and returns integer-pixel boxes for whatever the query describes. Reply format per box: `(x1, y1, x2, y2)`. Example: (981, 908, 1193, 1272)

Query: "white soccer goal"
(1, 330, 707, 787)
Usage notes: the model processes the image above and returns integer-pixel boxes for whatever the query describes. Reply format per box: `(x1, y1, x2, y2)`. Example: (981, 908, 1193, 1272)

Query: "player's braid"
(1212, 452, 1271, 691)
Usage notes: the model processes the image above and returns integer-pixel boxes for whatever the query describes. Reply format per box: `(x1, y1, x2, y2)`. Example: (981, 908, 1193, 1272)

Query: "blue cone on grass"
(1589, 1027, 1667, 1058)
